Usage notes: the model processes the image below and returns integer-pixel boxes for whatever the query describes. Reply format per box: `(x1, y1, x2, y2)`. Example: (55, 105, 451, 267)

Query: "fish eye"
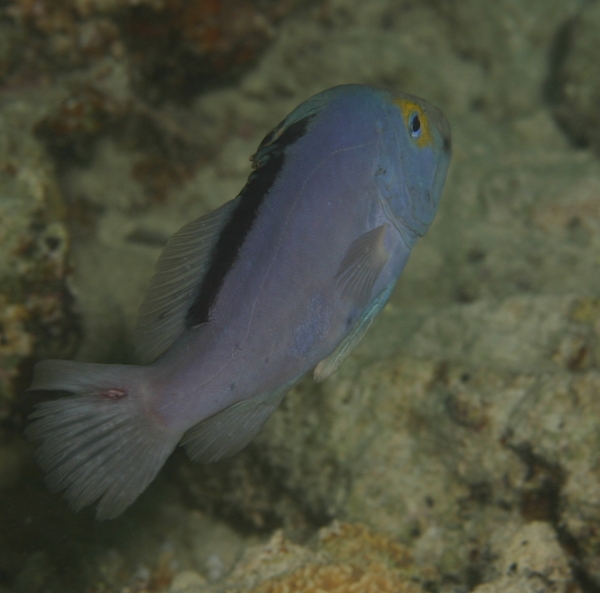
(409, 113, 421, 139)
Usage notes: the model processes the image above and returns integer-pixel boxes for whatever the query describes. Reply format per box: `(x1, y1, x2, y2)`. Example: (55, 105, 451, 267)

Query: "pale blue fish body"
(27, 84, 451, 519)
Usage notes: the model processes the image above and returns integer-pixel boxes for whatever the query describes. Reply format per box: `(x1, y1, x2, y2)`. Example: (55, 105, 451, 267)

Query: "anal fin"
(181, 379, 298, 463)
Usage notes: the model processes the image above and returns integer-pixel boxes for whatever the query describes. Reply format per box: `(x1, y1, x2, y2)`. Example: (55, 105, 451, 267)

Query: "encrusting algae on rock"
(248, 523, 421, 593)
(246, 562, 419, 593)
(164, 521, 574, 593)
(181, 522, 430, 593)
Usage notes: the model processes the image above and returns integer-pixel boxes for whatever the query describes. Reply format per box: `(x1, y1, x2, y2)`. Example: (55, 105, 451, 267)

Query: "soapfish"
(27, 84, 451, 519)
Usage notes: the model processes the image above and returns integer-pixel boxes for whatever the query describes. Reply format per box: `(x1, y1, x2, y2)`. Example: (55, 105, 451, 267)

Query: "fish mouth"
(442, 129, 451, 154)
(424, 102, 452, 156)
(422, 102, 452, 212)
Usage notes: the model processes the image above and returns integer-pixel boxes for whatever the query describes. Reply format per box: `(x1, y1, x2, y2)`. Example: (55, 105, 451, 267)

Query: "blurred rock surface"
(0, 96, 78, 398)
(552, 1, 600, 153)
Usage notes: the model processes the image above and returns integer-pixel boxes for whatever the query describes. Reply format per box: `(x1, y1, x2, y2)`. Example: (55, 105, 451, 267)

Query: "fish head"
(378, 91, 452, 245)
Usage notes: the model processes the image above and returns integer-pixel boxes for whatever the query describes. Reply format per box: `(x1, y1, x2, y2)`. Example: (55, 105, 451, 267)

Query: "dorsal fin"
(134, 91, 333, 364)
(133, 199, 239, 364)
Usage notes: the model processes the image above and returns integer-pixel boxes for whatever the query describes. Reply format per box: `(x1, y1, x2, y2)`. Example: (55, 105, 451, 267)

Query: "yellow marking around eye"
(393, 98, 432, 148)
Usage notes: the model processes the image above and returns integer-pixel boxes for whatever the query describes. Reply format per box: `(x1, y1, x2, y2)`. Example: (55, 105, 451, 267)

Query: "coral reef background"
(1, 0, 600, 591)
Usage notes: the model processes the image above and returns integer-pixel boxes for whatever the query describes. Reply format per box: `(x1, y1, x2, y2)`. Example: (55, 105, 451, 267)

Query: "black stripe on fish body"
(250, 128, 277, 168)
(250, 119, 291, 168)
(185, 114, 316, 328)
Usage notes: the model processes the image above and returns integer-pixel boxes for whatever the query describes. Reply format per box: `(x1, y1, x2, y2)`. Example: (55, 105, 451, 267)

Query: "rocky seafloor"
(1, 0, 600, 591)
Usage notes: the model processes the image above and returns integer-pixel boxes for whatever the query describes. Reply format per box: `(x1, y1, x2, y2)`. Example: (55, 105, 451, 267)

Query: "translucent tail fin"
(26, 360, 180, 520)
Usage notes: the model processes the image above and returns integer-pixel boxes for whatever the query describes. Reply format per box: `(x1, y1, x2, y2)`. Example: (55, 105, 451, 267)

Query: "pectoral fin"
(335, 225, 389, 307)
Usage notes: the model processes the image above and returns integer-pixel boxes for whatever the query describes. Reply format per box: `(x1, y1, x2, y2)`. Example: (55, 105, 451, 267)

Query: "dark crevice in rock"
(507, 440, 600, 592)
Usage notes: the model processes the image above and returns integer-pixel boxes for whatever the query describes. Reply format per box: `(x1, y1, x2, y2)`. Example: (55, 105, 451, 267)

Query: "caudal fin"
(26, 360, 180, 520)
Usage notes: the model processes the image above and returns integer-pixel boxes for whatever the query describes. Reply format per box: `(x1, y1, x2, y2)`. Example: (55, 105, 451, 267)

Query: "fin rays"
(314, 279, 397, 382)
(335, 225, 389, 306)
(27, 394, 180, 519)
(182, 381, 296, 463)
(134, 199, 239, 364)
(27, 359, 181, 519)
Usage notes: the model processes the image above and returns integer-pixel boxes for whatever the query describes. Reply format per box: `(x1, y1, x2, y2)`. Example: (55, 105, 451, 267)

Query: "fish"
(26, 84, 451, 519)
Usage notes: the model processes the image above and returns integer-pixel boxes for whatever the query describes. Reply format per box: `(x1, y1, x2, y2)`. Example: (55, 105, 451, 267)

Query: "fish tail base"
(26, 360, 180, 519)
